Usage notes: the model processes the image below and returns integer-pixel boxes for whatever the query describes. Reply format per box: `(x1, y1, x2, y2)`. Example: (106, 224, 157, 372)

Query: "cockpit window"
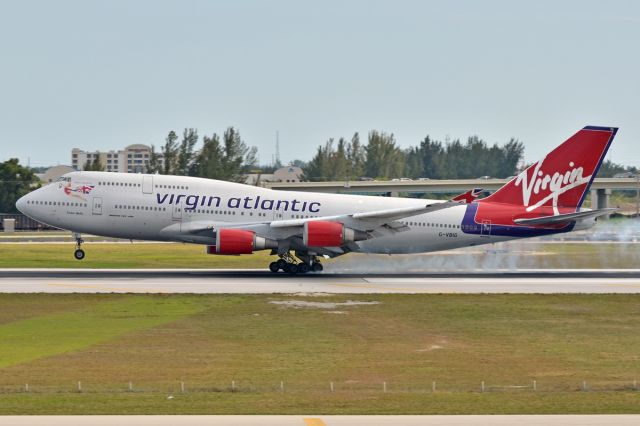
(56, 176, 72, 182)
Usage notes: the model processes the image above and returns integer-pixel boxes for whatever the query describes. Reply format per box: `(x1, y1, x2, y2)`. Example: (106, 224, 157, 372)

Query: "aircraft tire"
(311, 262, 323, 272)
(298, 263, 310, 274)
(287, 263, 298, 275)
(276, 259, 287, 270)
(74, 249, 85, 260)
(269, 262, 279, 273)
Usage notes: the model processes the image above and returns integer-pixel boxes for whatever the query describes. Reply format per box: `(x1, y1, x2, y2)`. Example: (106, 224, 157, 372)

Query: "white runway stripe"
(1, 269, 640, 293)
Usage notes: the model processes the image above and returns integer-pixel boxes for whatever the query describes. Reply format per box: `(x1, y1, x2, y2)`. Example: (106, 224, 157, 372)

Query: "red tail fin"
(482, 126, 617, 214)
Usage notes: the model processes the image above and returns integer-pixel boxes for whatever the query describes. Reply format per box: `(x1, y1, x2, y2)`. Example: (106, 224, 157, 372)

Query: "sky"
(1, 0, 639, 168)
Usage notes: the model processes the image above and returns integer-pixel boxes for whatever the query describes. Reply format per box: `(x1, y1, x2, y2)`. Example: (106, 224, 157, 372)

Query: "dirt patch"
(269, 300, 381, 309)
(416, 338, 450, 352)
(287, 292, 336, 298)
(416, 344, 444, 352)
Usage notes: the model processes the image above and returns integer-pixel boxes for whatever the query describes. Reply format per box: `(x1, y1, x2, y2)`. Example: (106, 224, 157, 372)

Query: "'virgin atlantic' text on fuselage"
(156, 193, 322, 213)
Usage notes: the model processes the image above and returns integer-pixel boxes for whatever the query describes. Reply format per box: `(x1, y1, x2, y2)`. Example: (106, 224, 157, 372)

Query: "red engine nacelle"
(303, 221, 367, 247)
(207, 228, 277, 255)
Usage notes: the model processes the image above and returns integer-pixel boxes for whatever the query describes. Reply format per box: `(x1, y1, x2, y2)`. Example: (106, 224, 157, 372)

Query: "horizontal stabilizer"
(452, 188, 483, 204)
(513, 208, 618, 226)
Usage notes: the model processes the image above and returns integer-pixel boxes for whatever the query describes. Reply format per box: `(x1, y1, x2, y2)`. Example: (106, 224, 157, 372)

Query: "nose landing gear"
(268, 252, 323, 274)
(73, 233, 85, 260)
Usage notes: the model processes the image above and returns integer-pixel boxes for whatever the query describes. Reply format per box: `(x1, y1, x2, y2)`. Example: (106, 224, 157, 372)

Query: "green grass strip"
(0, 243, 274, 269)
(0, 296, 207, 368)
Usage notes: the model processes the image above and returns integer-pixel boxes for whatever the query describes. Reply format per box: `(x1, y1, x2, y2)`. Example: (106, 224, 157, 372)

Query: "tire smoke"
(324, 219, 640, 273)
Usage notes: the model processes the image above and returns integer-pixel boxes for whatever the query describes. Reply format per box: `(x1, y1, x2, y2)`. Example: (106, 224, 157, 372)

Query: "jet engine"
(303, 221, 367, 247)
(207, 228, 277, 255)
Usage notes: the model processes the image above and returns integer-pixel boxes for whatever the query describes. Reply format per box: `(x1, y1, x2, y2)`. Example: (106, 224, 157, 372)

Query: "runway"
(2, 269, 640, 293)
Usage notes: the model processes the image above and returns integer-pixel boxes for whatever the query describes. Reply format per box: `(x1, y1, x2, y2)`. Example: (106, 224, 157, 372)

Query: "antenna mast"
(275, 130, 281, 167)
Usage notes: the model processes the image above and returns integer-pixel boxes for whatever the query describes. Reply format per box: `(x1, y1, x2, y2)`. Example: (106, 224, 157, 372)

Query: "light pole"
(636, 174, 639, 219)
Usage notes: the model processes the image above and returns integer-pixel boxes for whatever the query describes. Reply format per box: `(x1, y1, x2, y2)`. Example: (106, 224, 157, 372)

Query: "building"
(244, 173, 275, 185)
(244, 166, 304, 186)
(35, 165, 75, 184)
(273, 166, 303, 182)
(71, 144, 164, 173)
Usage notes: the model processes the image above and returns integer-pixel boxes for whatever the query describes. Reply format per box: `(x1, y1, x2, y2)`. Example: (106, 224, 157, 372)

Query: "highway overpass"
(264, 177, 639, 194)
(263, 177, 640, 212)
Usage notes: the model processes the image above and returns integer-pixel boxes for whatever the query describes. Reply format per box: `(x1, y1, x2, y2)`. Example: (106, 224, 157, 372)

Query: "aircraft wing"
(269, 188, 480, 231)
(513, 208, 617, 226)
(269, 200, 465, 231)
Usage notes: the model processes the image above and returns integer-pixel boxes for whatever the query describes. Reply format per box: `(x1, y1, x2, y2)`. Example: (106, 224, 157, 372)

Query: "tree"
(596, 160, 638, 178)
(192, 134, 224, 179)
(176, 128, 198, 176)
(161, 131, 179, 175)
(290, 159, 307, 169)
(243, 146, 259, 173)
(303, 139, 335, 181)
(0, 159, 39, 213)
(405, 146, 423, 179)
(83, 157, 105, 171)
(147, 145, 162, 174)
(221, 127, 252, 182)
(303, 133, 369, 181)
(365, 131, 404, 179)
(499, 138, 525, 177)
(332, 138, 350, 180)
(408, 135, 445, 179)
(404, 134, 523, 179)
(347, 132, 366, 178)
(190, 127, 257, 182)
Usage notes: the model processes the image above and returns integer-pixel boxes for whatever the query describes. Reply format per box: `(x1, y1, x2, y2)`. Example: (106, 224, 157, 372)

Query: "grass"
(0, 243, 275, 269)
(1, 392, 639, 415)
(1, 241, 640, 269)
(0, 293, 638, 414)
(0, 295, 208, 368)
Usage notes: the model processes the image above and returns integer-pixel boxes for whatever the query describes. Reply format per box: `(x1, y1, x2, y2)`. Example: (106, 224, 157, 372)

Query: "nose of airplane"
(16, 194, 28, 214)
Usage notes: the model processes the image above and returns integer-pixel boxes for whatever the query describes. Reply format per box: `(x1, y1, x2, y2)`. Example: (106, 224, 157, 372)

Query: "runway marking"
(328, 283, 456, 293)
(303, 419, 326, 426)
(47, 283, 168, 293)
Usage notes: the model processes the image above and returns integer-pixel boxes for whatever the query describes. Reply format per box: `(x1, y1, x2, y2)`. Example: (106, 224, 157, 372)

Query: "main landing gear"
(269, 252, 323, 275)
(73, 233, 85, 260)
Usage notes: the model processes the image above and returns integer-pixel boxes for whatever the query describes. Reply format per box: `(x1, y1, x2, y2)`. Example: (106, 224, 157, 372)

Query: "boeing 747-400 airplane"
(16, 126, 617, 273)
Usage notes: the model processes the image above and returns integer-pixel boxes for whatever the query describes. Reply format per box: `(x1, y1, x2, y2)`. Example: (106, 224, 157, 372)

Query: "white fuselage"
(18, 171, 554, 255)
